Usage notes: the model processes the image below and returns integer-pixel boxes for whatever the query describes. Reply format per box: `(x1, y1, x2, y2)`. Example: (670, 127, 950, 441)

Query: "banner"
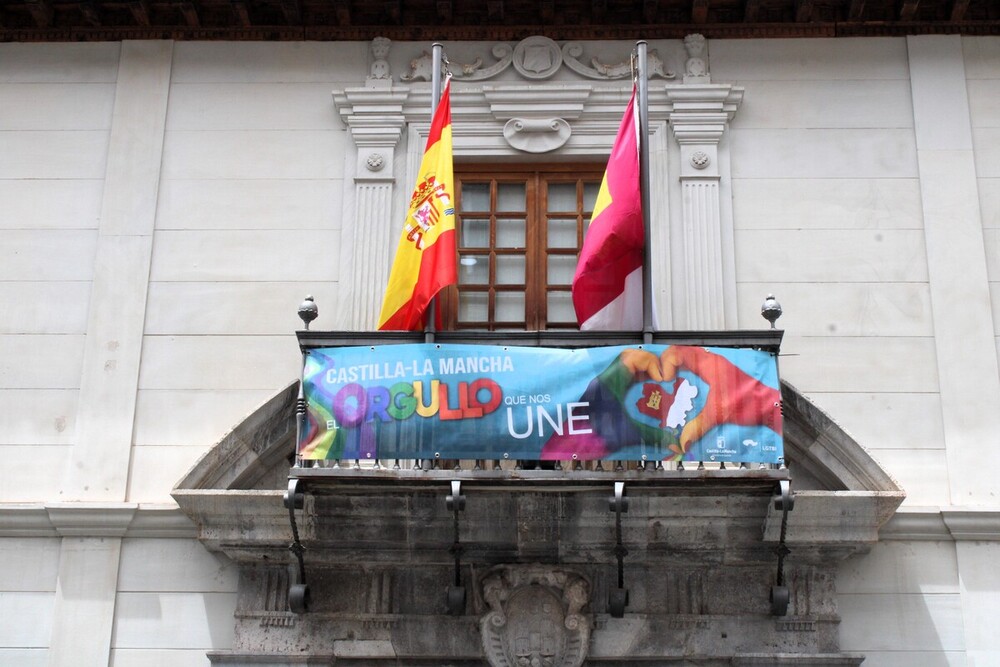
(299, 344, 783, 464)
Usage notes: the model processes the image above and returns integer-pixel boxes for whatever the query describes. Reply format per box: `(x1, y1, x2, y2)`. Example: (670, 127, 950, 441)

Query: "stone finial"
(683, 33, 710, 84)
(761, 294, 782, 329)
(298, 295, 318, 330)
(367, 36, 392, 87)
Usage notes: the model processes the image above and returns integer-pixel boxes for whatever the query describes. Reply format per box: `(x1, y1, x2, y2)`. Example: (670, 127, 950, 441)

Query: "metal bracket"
(446, 480, 466, 615)
(284, 478, 310, 614)
(770, 479, 794, 616)
(608, 480, 629, 618)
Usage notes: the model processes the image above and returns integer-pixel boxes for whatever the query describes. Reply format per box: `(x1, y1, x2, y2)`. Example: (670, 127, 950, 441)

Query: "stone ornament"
(366, 152, 386, 171)
(400, 37, 676, 83)
(480, 566, 591, 667)
(512, 36, 563, 79)
(367, 36, 392, 84)
(683, 33, 710, 84)
(562, 42, 675, 80)
(690, 150, 711, 169)
(503, 118, 572, 153)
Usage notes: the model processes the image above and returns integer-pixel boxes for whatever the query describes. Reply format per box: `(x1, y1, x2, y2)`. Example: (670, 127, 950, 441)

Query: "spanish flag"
(572, 86, 644, 331)
(378, 79, 457, 330)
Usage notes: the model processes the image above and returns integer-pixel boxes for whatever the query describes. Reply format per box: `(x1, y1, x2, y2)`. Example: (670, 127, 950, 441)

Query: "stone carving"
(367, 36, 392, 86)
(401, 37, 676, 82)
(503, 118, 571, 153)
(683, 33, 710, 84)
(562, 42, 675, 80)
(366, 152, 386, 172)
(480, 566, 591, 667)
(690, 150, 710, 169)
(512, 36, 563, 79)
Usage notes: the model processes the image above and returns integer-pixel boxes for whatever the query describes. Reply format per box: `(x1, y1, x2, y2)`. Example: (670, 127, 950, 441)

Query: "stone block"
(133, 388, 275, 448)
(730, 129, 917, 179)
(170, 41, 367, 83)
(166, 83, 344, 131)
(161, 130, 344, 180)
(0, 389, 78, 446)
(111, 592, 237, 650)
(155, 179, 341, 231)
(804, 392, 944, 450)
(137, 335, 299, 390)
(779, 336, 939, 393)
(962, 35, 1000, 80)
(0, 649, 47, 665)
(110, 648, 213, 666)
(838, 592, 965, 652)
(711, 37, 908, 81)
(735, 229, 928, 283)
(837, 541, 959, 595)
(119, 538, 238, 593)
(734, 80, 913, 130)
(732, 178, 924, 231)
(127, 446, 211, 503)
(968, 80, 1000, 128)
(0, 42, 120, 83)
(0, 230, 98, 281)
(864, 449, 951, 507)
(0, 334, 86, 389)
(0, 130, 109, 179)
(973, 128, 1000, 177)
(956, 542, 1000, 653)
(0, 538, 61, 590)
(0, 83, 115, 130)
(736, 283, 933, 337)
(0, 282, 91, 335)
(0, 592, 55, 647)
(149, 230, 340, 282)
(0, 179, 103, 230)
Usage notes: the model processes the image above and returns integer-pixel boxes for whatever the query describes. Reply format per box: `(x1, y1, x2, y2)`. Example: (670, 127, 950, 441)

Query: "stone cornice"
(0, 503, 197, 539)
(4, 502, 998, 542)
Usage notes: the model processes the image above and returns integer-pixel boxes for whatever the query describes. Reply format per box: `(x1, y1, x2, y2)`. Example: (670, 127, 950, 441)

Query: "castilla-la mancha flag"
(572, 87, 644, 331)
(378, 78, 457, 330)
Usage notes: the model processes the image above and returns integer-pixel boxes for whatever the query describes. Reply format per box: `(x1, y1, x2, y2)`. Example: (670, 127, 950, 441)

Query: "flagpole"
(636, 40, 653, 344)
(425, 42, 444, 343)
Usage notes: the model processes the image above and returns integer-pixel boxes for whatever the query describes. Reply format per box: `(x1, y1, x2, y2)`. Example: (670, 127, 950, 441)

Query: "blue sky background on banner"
(299, 344, 782, 463)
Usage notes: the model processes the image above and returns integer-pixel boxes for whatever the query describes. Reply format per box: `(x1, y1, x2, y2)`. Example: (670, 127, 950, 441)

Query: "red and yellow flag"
(377, 79, 457, 331)
(572, 86, 644, 330)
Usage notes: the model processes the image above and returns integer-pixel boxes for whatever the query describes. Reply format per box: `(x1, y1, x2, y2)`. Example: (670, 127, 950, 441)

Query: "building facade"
(1, 16, 999, 666)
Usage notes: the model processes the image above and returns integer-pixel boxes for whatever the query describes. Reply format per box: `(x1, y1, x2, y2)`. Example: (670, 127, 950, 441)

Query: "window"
(444, 164, 604, 331)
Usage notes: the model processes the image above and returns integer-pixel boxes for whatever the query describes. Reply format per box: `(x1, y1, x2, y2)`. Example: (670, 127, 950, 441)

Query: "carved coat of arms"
(480, 566, 591, 667)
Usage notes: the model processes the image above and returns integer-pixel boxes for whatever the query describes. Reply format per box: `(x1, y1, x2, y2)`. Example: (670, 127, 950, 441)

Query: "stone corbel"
(331, 87, 410, 182)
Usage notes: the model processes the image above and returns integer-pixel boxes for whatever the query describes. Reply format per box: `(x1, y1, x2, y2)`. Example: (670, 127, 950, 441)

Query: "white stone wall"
(1, 35, 998, 667)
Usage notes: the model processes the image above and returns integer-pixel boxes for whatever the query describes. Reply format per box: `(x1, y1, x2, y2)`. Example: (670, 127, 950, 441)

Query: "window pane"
(547, 255, 576, 285)
(496, 255, 525, 284)
(547, 217, 578, 249)
(459, 254, 490, 285)
(496, 218, 525, 248)
(547, 291, 576, 324)
(497, 183, 525, 211)
(583, 182, 600, 213)
(458, 292, 488, 322)
(461, 217, 490, 248)
(462, 183, 490, 211)
(548, 183, 577, 212)
(495, 291, 525, 322)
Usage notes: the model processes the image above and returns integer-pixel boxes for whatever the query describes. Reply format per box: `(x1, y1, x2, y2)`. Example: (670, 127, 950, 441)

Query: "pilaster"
(332, 87, 409, 329)
(664, 84, 743, 329)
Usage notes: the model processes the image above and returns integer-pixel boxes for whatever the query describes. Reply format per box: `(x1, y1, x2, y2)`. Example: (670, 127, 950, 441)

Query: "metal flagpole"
(425, 42, 444, 344)
(636, 40, 653, 344)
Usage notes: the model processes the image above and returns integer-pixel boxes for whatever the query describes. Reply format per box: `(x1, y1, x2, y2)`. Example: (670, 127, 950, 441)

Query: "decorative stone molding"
(366, 36, 393, 88)
(503, 117, 572, 153)
(480, 565, 591, 667)
(400, 36, 676, 83)
(683, 33, 710, 84)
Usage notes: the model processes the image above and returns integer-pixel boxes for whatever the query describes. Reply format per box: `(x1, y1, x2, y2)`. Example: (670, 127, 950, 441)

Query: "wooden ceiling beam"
(280, 0, 300, 24)
(79, 0, 101, 25)
(591, 0, 605, 21)
(334, 0, 350, 25)
(231, 0, 250, 26)
(744, 0, 760, 22)
(848, 0, 866, 20)
(26, 0, 54, 27)
(178, 1, 199, 26)
(384, 0, 400, 24)
(900, 0, 920, 21)
(795, 0, 814, 21)
(128, 0, 150, 26)
(950, 0, 969, 21)
(690, 0, 708, 23)
(644, 0, 659, 23)
(540, 0, 554, 22)
(487, 0, 503, 21)
(437, 0, 451, 22)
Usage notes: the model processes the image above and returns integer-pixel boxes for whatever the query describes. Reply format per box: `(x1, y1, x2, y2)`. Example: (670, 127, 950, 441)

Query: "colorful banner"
(298, 344, 783, 464)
